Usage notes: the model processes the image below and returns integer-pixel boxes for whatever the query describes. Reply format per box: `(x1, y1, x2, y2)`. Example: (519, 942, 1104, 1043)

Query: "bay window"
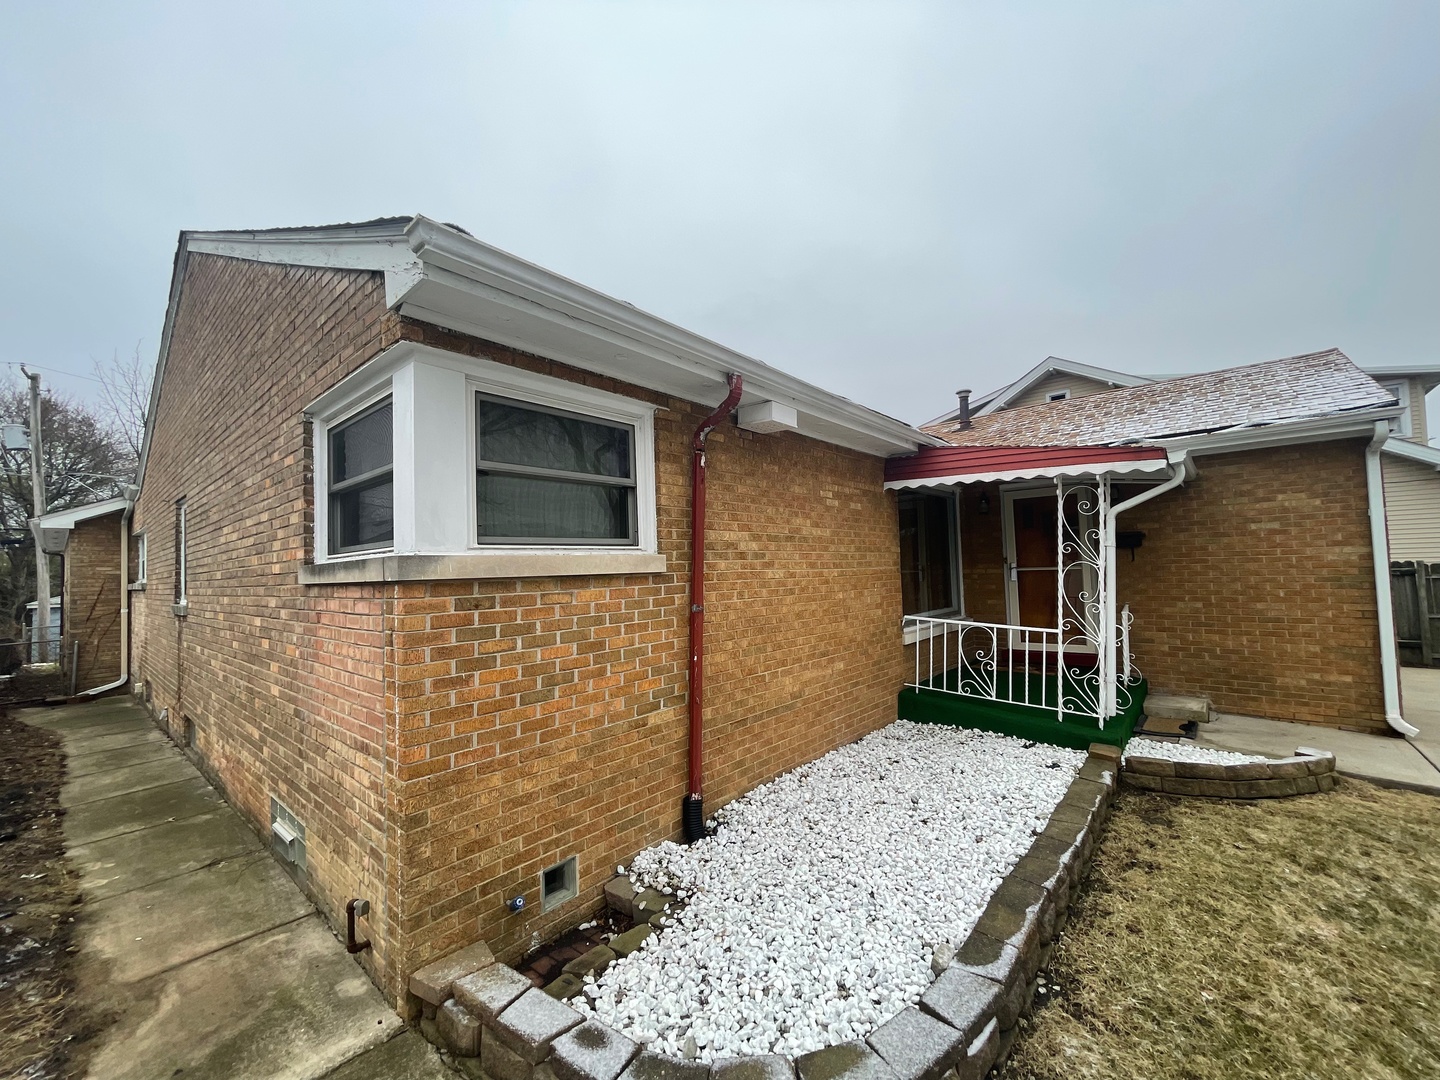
(328, 397, 394, 554)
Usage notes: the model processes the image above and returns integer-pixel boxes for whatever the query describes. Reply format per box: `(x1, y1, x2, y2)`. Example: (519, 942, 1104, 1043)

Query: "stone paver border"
(408, 746, 1125, 1080)
(1122, 745, 1337, 798)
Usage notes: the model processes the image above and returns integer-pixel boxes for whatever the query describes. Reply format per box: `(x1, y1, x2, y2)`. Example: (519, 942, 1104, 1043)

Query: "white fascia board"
(883, 456, 1170, 491)
(186, 233, 423, 307)
(1152, 408, 1404, 457)
(1381, 438, 1440, 470)
(399, 216, 933, 457)
(33, 497, 130, 531)
(970, 357, 1154, 418)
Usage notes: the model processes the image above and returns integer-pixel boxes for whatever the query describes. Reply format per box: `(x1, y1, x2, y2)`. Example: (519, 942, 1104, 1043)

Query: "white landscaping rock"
(1122, 737, 1269, 766)
(572, 721, 1084, 1063)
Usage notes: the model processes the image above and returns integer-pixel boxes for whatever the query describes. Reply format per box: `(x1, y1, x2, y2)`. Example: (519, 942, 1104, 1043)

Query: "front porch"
(887, 444, 1188, 749)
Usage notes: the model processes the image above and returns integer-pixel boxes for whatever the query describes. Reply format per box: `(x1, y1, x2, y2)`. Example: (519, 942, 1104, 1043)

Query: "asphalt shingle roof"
(923, 349, 1395, 447)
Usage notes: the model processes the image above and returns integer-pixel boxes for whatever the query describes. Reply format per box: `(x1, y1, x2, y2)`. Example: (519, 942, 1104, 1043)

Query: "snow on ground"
(1122, 737, 1270, 765)
(573, 721, 1085, 1062)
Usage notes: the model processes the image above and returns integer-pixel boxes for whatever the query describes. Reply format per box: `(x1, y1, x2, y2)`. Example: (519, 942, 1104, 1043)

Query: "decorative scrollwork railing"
(904, 616, 1062, 713)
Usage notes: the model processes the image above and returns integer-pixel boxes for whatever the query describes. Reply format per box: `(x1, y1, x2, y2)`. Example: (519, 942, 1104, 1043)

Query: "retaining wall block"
(563, 945, 618, 978)
(865, 1005, 964, 1080)
(1294, 775, 1320, 795)
(918, 966, 1002, 1046)
(1160, 777, 1209, 797)
(484, 1026, 538, 1080)
(411, 942, 497, 1006)
(545, 974, 585, 1000)
(1174, 761, 1228, 780)
(492, 988, 585, 1063)
(1268, 758, 1313, 780)
(951, 1018, 1000, 1080)
(632, 888, 671, 916)
(794, 1040, 900, 1080)
(605, 876, 638, 919)
(620, 1050, 710, 1080)
(440, 998, 483, 1057)
(1075, 758, 1117, 790)
(1317, 773, 1338, 792)
(550, 1019, 641, 1080)
(1086, 742, 1122, 763)
(457, 964, 538, 1022)
(609, 924, 653, 958)
(711, 1055, 795, 1080)
(1251, 777, 1300, 798)
(1228, 762, 1272, 781)
(1123, 756, 1175, 778)
(1122, 771, 1165, 791)
(1305, 756, 1335, 776)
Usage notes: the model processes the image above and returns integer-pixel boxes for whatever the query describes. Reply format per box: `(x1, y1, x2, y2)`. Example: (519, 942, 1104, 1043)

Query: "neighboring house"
(42, 216, 931, 1002)
(28, 497, 131, 684)
(935, 354, 1440, 561)
(898, 349, 1415, 741)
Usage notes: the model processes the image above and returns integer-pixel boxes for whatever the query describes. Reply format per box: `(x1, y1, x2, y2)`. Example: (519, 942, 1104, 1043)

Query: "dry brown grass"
(1001, 778, 1440, 1080)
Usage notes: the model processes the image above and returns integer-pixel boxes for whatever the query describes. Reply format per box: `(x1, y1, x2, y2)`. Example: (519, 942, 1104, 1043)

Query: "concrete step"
(1145, 693, 1214, 724)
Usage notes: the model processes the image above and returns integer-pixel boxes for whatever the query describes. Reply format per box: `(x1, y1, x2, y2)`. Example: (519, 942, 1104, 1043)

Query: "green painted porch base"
(898, 676, 1146, 751)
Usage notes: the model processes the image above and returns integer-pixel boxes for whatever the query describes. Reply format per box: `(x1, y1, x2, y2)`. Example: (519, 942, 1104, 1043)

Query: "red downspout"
(684, 372, 743, 842)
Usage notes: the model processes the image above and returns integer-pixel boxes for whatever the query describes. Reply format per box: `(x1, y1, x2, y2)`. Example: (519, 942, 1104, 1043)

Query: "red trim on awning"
(884, 444, 1167, 483)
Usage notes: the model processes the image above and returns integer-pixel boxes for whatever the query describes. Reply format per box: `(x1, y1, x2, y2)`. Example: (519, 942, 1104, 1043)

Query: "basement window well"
(542, 856, 579, 911)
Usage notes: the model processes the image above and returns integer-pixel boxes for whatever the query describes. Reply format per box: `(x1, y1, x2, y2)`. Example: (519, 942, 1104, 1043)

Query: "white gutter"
(1100, 452, 1192, 717)
(1365, 422, 1416, 736)
(83, 498, 133, 696)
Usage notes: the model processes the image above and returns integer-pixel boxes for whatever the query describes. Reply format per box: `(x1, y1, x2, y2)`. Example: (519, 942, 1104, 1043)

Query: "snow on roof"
(922, 349, 1396, 448)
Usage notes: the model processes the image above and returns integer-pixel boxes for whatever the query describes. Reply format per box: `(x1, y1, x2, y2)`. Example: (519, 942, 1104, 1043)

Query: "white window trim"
(173, 501, 188, 615)
(304, 341, 662, 584)
(131, 532, 148, 592)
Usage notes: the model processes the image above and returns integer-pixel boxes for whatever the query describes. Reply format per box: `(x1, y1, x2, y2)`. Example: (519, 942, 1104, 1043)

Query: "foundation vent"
(270, 798, 307, 871)
(541, 856, 578, 912)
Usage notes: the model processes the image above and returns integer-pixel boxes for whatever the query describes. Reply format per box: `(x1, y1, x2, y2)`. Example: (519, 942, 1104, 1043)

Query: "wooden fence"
(1393, 560, 1439, 667)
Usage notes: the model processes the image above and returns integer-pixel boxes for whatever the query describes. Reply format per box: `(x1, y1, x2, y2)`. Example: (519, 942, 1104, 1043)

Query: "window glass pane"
(477, 397, 631, 479)
(899, 492, 956, 615)
(477, 473, 632, 541)
(332, 480, 394, 550)
(331, 401, 393, 483)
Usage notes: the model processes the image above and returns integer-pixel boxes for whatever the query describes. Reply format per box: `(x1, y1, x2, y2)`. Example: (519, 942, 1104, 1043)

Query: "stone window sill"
(902, 613, 968, 646)
(128, 582, 147, 592)
(299, 550, 668, 585)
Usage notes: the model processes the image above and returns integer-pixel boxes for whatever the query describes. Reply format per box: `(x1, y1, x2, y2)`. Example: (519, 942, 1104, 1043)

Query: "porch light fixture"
(977, 492, 990, 515)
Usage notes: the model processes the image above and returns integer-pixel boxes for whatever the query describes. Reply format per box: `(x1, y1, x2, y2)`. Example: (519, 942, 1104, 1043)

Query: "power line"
(2, 362, 105, 385)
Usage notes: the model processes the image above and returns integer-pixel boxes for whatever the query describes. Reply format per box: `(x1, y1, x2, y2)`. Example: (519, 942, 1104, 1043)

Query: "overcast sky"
(2, 1, 1436, 435)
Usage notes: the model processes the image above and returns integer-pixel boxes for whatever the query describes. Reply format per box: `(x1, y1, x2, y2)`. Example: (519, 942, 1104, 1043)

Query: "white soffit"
(178, 217, 930, 458)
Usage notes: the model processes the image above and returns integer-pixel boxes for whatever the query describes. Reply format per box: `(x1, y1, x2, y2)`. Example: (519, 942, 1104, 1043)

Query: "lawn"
(1001, 778, 1440, 1080)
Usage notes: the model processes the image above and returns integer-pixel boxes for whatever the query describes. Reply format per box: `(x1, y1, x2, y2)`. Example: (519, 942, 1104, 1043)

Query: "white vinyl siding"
(1008, 373, 1117, 410)
(1383, 456, 1440, 561)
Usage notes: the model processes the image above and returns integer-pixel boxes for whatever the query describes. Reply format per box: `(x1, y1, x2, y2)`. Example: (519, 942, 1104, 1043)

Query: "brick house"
(39, 217, 1417, 1008)
(111, 217, 927, 1000)
(895, 350, 1415, 741)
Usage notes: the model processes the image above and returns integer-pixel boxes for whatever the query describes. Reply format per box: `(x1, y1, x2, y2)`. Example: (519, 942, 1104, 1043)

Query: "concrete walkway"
(1192, 666, 1440, 794)
(23, 698, 450, 1080)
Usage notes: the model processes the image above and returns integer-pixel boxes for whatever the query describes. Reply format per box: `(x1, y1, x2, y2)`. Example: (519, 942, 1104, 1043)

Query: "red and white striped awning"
(883, 444, 1171, 489)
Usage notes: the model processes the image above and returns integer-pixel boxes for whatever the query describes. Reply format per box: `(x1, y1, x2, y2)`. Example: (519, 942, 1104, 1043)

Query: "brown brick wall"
(132, 253, 907, 1001)
(132, 254, 400, 989)
(62, 511, 124, 691)
(1117, 441, 1385, 731)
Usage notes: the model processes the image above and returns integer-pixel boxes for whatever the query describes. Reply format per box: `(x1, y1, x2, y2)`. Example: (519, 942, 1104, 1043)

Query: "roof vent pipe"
(955, 389, 972, 429)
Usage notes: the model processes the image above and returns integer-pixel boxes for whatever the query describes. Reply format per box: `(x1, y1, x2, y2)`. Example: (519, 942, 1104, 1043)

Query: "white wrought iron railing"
(904, 607, 1142, 725)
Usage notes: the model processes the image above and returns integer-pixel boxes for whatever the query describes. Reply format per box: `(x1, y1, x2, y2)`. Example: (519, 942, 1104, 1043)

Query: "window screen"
(328, 398, 394, 554)
(475, 395, 637, 544)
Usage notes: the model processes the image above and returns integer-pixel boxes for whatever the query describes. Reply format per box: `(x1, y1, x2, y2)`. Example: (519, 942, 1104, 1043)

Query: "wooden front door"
(1011, 495, 1058, 627)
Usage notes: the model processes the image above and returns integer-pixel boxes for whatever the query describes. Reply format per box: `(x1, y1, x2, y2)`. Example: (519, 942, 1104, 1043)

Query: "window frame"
(173, 499, 187, 612)
(134, 532, 147, 586)
(471, 391, 640, 547)
(304, 341, 661, 578)
(898, 488, 963, 619)
(325, 394, 396, 556)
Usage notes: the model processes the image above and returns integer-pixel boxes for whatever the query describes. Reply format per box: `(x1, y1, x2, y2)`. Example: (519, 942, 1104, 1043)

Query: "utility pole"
(21, 368, 50, 663)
